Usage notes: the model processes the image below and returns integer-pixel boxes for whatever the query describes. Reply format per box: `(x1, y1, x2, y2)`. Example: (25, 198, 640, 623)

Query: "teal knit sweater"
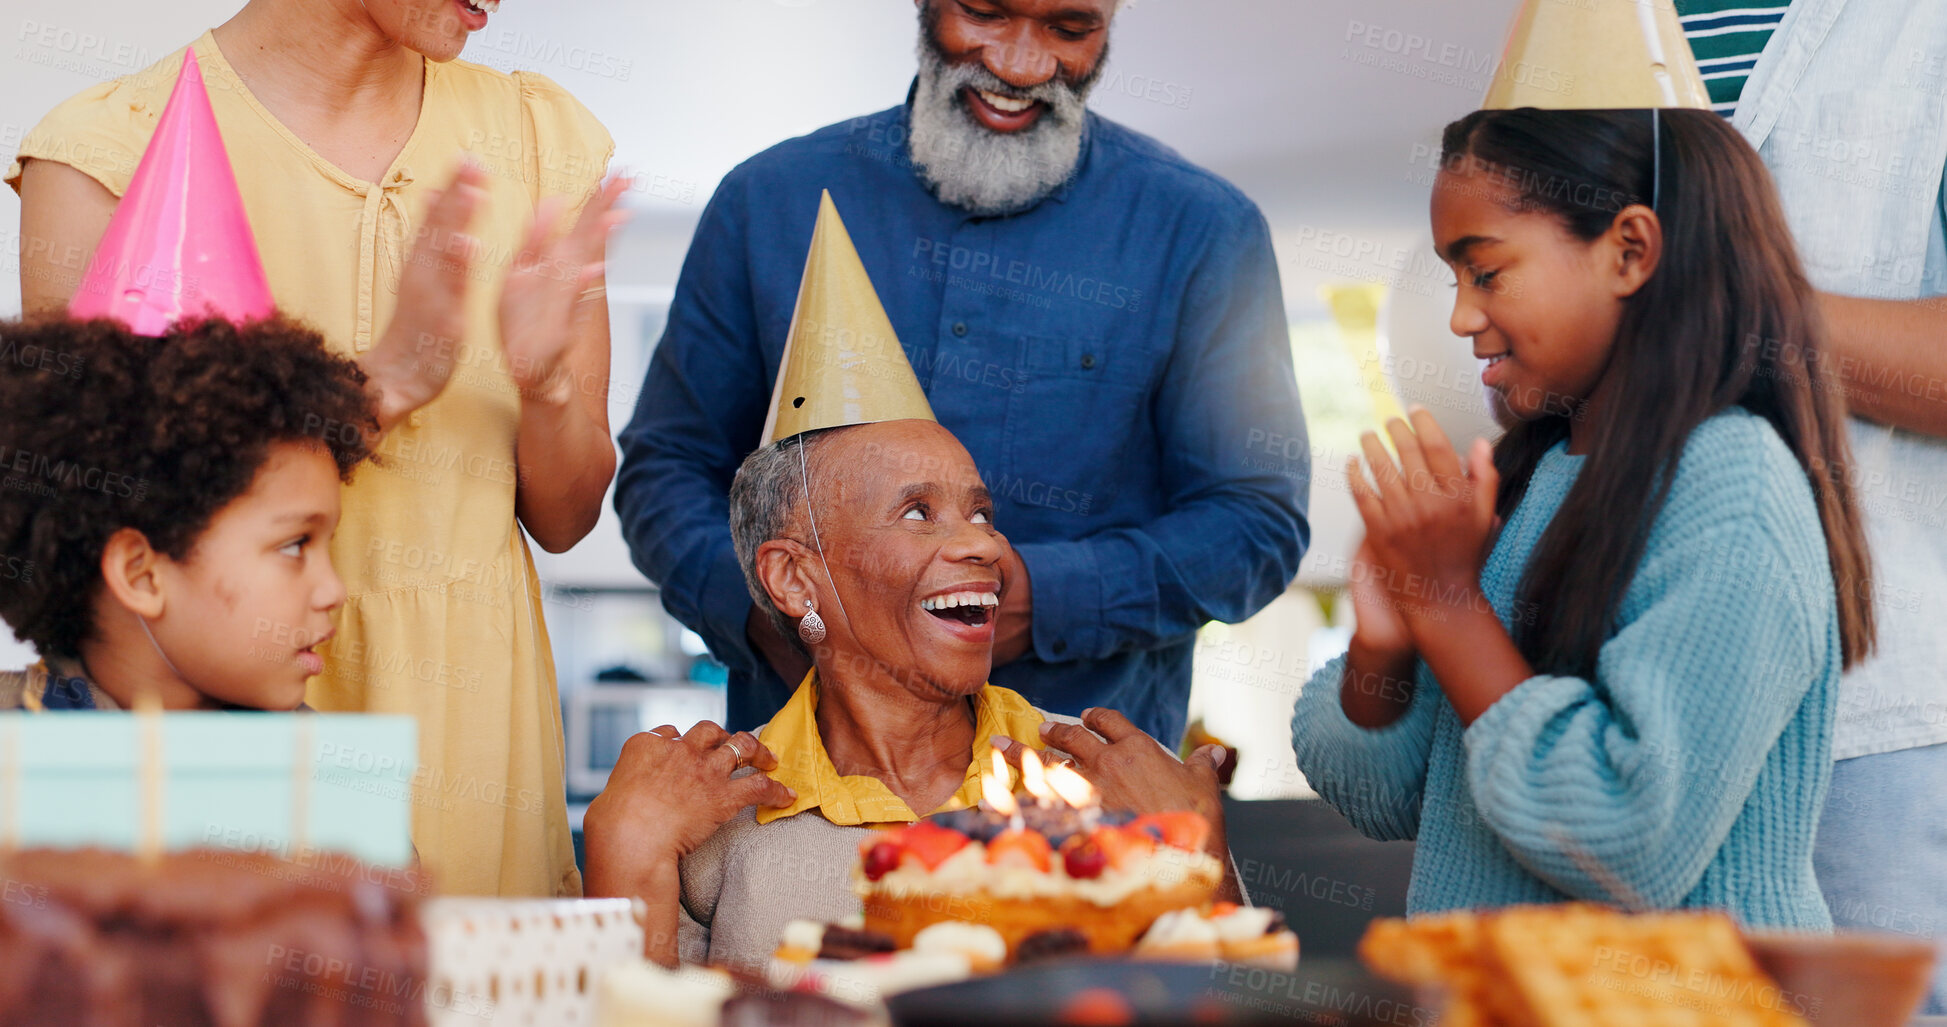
(1291, 409, 1839, 928)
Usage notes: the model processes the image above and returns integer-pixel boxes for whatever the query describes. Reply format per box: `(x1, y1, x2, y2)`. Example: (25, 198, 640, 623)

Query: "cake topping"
(899, 821, 972, 871)
(929, 807, 1007, 843)
(780, 919, 827, 955)
(862, 841, 903, 882)
(1060, 835, 1109, 880)
(1088, 822, 1153, 872)
(912, 921, 1007, 966)
(1138, 907, 1221, 950)
(1016, 928, 1092, 964)
(930, 804, 1136, 849)
(1129, 812, 1210, 853)
(604, 961, 737, 1024)
(815, 925, 899, 961)
(860, 820, 972, 881)
(985, 827, 1053, 872)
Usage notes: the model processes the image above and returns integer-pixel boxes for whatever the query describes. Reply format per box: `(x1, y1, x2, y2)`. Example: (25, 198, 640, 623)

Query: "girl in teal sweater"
(1291, 108, 1875, 928)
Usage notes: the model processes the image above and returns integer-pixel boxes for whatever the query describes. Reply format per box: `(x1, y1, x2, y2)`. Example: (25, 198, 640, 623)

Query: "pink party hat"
(69, 48, 273, 334)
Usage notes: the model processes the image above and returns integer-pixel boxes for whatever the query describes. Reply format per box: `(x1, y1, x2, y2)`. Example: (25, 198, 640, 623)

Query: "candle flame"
(1019, 747, 1053, 805)
(1047, 762, 1098, 809)
(983, 747, 1018, 816)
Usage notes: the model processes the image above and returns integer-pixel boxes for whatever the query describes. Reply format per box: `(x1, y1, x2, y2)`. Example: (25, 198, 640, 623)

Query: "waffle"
(1360, 904, 1812, 1027)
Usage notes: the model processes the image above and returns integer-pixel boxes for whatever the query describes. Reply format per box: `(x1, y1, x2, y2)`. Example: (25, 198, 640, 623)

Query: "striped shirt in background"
(1675, 0, 1793, 115)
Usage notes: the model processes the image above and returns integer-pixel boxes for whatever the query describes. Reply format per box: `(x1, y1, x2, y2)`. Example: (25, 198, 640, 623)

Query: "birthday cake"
(845, 748, 1229, 962)
(855, 807, 1224, 959)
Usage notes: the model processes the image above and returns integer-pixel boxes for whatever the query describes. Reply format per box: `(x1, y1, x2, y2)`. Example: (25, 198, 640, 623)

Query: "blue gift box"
(0, 712, 415, 866)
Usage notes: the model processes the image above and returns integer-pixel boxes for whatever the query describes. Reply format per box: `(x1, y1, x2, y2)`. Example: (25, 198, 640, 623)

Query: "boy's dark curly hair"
(0, 315, 378, 659)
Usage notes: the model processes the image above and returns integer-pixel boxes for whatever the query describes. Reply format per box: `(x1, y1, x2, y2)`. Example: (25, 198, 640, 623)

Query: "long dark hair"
(1440, 108, 1874, 675)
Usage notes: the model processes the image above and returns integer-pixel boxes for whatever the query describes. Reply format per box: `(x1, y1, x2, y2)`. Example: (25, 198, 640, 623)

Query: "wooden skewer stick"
(1, 719, 17, 853)
(291, 717, 312, 862)
(135, 690, 164, 866)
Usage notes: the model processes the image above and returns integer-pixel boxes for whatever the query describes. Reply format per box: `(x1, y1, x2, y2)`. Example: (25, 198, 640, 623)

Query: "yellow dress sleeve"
(511, 70, 615, 210)
(511, 70, 613, 300)
(5, 58, 180, 197)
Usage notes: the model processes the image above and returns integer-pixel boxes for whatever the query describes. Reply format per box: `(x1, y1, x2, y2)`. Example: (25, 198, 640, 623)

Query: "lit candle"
(1048, 762, 1101, 831)
(983, 748, 1023, 830)
(1019, 748, 1052, 809)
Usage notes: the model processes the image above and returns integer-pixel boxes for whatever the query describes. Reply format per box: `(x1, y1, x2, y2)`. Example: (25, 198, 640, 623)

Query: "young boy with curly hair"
(0, 315, 378, 710)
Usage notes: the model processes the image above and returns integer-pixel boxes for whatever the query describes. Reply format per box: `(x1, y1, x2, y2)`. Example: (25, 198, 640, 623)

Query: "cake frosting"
(865, 836, 1221, 905)
(1138, 907, 1221, 951)
(912, 921, 1007, 973)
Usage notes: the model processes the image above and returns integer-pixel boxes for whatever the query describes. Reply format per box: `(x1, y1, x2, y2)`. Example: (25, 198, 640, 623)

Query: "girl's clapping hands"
(1345, 407, 1499, 639)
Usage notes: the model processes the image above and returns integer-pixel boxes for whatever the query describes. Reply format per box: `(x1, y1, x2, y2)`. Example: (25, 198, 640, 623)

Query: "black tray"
(887, 957, 1430, 1027)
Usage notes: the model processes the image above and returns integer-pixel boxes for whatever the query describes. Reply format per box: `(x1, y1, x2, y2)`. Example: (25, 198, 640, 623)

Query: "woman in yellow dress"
(8, 0, 624, 897)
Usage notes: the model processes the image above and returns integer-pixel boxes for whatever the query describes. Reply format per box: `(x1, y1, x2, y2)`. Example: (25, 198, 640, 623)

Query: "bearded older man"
(615, 0, 1310, 745)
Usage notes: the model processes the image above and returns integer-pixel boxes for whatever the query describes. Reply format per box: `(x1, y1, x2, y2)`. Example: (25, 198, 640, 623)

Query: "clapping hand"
(1345, 408, 1499, 641)
(364, 162, 486, 429)
(497, 176, 630, 404)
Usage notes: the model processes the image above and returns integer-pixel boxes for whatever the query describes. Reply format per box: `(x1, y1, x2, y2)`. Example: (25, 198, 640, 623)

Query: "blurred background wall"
(0, 0, 1525, 805)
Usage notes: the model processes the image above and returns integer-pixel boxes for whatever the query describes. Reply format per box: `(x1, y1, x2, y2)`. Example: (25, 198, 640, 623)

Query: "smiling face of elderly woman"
(735, 420, 1007, 701)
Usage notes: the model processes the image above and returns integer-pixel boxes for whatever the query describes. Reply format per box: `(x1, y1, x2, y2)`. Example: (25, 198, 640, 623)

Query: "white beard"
(907, 38, 1097, 217)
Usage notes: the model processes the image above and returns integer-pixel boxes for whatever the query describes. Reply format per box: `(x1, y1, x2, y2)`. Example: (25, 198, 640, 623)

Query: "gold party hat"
(1483, 0, 1711, 110)
(761, 191, 936, 446)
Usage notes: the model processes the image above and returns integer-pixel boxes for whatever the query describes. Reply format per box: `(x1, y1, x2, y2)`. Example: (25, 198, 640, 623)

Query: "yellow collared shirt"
(756, 671, 1048, 827)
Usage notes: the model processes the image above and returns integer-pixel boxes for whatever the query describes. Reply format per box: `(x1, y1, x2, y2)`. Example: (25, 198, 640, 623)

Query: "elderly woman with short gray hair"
(582, 417, 1234, 970)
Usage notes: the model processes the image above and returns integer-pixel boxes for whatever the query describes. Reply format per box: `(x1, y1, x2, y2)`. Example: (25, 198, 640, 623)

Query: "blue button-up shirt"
(615, 97, 1310, 746)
